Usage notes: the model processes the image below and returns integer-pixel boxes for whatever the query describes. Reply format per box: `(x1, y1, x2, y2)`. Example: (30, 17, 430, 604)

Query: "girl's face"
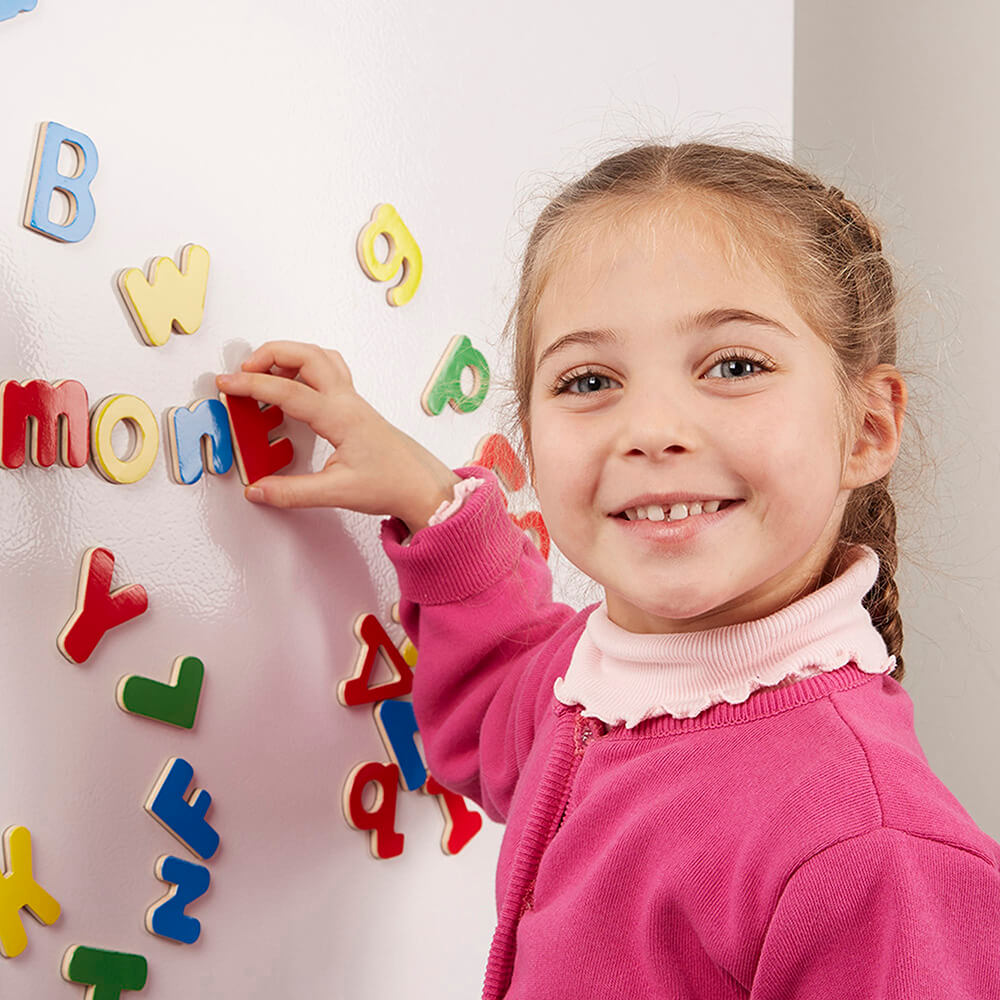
(527, 202, 861, 633)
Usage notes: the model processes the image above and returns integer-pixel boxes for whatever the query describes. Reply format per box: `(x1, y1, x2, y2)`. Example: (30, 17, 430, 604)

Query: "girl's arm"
(216, 342, 582, 821)
(381, 465, 583, 822)
(751, 827, 1000, 997)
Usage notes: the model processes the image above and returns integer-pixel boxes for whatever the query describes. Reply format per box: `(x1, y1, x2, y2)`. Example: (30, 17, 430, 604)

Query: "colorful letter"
(423, 776, 483, 856)
(118, 244, 210, 347)
(421, 334, 491, 415)
(0, 2, 38, 23)
(90, 394, 160, 484)
(117, 656, 204, 730)
(342, 762, 404, 859)
(218, 392, 293, 485)
(0, 379, 89, 469)
(355, 203, 422, 306)
(144, 757, 219, 861)
(0, 826, 61, 958)
(472, 433, 527, 493)
(511, 509, 551, 560)
(167, 399, 234, 484)
(57, 547, 148, 664)
(373, 699, 427, 791)
(24, 122, 98, 243)
(61, 945, 148, 998)
(145, 855, 209, 945)
(338, 613, 414, 707)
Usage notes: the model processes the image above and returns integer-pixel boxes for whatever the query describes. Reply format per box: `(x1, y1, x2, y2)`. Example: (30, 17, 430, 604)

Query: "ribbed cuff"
(380, 465, 528, 605)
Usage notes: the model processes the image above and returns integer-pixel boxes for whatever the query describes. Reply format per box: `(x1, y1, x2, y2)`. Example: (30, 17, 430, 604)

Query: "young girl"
(216, 142, 1000, 998)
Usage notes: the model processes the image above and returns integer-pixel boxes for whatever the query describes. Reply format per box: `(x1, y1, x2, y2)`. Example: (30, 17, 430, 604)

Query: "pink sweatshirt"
(380, 465, 1000, 999)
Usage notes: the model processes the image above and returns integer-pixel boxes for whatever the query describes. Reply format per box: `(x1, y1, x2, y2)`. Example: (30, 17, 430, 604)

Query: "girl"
(216, 142, 1000, 998)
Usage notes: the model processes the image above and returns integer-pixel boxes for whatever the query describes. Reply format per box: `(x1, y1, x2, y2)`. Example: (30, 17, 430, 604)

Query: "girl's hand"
(215, 341, 461, 534)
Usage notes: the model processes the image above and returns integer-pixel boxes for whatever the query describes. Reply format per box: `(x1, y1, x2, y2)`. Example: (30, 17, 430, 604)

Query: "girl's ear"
(842, 364, 908, 490)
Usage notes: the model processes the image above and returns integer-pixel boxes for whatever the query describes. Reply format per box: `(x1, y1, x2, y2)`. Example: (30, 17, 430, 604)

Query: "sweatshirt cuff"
(400, 475, 484, 544)
(380, 465, 529, 605)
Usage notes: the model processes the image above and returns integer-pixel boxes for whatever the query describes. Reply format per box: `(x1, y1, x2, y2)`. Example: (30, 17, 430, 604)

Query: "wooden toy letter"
(510, 509, 551, 561)
(118, 244, 210, 347)
(373, 699, 427, 791)
(167, 398, 234, 484)
(472, 433, 527, 494)
(57, 547, 148, 664)
(218, 392, 294, 485)
(61, 945, 148, 998)
(145, 855, 210, 945)
(421, 334, 491, 415)
(90, 394, 160, 484)
(144, 757, 220, 861)
(423, 776, 483, 856)
(0, 379, 89, 469)
(338, 613, 414, 706)
(470, 434, 551, 558)
(0, 2, 38, 23)
(24, 122, 99, 243)
(117, 655, 204, 730)
(342, 762, 405, 860)
(0, 826, 61, 959)
(356, 203, 423, 306)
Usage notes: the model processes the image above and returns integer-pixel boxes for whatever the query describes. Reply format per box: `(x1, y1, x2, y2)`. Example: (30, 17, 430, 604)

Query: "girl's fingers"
(216, 372, 341, 438)
(239, 341, 353, 394)
(243, 467, 353, 510)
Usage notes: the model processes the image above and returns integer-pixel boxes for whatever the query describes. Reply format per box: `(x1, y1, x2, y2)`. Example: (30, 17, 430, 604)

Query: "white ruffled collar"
(553, 543, 896, 727)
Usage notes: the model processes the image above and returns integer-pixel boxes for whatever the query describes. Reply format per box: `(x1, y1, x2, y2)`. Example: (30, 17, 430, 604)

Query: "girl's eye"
(550, 370, 618, 396)
(550, 350, 775, 396)
(703, 349, 775, 381)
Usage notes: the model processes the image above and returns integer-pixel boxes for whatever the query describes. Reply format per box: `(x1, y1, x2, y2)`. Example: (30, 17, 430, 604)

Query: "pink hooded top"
(380, 465, 1000, 999)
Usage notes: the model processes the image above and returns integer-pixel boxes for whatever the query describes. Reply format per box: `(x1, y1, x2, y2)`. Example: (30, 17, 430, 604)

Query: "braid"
(823, 185, 903, 679)
(846, 479, 905, 681)
(825, 185, 884, 252)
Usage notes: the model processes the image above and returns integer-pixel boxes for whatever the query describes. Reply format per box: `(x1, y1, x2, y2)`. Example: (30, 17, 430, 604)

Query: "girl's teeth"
(623, 499, 728, 521)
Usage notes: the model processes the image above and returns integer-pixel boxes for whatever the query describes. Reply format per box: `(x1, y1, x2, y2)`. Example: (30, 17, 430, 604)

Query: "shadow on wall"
(195, 350, 382, 836)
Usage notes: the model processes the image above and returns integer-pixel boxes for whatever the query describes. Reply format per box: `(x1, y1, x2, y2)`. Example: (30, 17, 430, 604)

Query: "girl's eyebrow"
(534, 308, 796, 372)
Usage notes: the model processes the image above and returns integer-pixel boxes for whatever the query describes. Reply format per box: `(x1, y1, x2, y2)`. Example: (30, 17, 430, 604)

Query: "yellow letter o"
(90, 394, 160, 484)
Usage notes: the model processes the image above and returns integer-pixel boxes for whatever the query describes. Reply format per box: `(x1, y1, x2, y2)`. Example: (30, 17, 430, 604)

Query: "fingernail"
(216, 374, 232, 387)
(246, 487, 263, 502)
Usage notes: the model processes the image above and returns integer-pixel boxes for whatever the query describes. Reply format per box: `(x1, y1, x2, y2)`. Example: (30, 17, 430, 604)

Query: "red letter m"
(1, 379, 89, 468)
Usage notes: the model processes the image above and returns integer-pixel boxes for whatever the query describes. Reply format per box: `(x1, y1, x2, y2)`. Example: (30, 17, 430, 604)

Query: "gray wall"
(796, 1, 1000, 838)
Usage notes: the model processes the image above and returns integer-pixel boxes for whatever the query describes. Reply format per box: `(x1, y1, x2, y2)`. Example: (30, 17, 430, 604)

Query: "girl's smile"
(526, 199, 861, 634)
(610, 496, 745, 545)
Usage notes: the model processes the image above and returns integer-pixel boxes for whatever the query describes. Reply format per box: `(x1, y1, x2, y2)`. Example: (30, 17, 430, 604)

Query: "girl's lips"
(610, 499, 744, 542)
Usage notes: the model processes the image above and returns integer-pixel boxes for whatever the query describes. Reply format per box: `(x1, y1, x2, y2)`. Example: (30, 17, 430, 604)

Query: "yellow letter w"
(118, 243, 210, 347)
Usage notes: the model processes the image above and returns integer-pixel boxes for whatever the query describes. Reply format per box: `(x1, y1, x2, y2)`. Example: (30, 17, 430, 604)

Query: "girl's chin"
(605, 591, 733, 631)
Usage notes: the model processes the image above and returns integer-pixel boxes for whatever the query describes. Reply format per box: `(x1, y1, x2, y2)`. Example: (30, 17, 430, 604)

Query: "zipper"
(553, 712, 606, 835)
(483, 710, 607, 999)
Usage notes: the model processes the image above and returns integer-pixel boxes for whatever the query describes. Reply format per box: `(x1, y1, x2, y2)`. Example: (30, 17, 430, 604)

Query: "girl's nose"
(617, 387, 697, 458)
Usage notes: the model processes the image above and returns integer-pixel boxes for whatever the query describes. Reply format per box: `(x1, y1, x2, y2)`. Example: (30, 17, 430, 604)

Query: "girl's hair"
(495, 140, 918, 681)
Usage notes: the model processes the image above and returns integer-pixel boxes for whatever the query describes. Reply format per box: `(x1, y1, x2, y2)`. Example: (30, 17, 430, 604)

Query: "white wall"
(795, 1, 1000, 841)
(0, 2, 793, 996)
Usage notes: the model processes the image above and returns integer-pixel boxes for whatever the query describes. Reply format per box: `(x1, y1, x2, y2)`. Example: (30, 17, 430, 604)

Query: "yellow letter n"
(118, 244, 210, 346)
(0, 826, 61, 958)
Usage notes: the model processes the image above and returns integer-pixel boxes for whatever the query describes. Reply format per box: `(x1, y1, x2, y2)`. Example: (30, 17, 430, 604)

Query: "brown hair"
(494, 139, 929, 682)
